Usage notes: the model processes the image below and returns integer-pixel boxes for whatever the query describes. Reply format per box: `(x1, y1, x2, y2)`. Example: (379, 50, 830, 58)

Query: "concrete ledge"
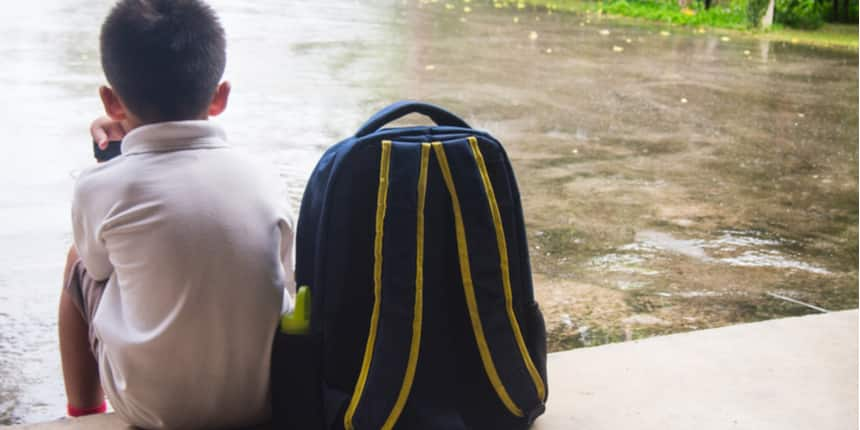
(534, 310, 858, 430)
(15, 311, 858, 430)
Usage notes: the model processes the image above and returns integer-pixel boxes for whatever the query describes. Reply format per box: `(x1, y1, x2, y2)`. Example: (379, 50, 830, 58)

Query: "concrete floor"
(534, 309, 857, 430)
(14, 310, 858, 430)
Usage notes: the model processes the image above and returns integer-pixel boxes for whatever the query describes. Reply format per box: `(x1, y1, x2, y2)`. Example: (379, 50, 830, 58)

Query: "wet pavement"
(0, 0, 856, 424)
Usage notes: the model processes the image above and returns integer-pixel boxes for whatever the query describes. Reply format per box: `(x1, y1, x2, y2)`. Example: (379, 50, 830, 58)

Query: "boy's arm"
(68, 117, 123, 281)
(274, 172, 296, 311)
(280, 217, 296, 290)
(91, 117, 126, 163)
(71, 183, 114, 282)
(91, 116, 126, 151)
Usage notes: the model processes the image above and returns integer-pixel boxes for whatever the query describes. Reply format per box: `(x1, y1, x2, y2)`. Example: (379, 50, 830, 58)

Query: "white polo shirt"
(71, 121, 294, 429)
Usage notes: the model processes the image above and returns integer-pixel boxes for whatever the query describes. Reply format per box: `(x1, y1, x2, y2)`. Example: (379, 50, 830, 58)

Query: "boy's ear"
(208, 81, 231, 117)
(99, 86, 127, 121)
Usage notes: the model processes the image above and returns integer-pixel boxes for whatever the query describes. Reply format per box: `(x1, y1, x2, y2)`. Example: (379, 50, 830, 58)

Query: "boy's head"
(99, 0, 229, 125)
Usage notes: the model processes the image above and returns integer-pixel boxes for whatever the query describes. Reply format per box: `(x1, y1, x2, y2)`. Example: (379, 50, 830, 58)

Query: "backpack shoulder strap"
(344, 140, 432, 430)
(432, 137, 546, 419)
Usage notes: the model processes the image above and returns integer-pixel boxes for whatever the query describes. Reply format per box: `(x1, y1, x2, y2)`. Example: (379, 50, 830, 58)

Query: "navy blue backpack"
(271, 101, 547, 430)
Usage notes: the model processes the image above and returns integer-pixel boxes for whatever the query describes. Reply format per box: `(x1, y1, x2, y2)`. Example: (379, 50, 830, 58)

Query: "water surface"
(0, 0, 856, 423)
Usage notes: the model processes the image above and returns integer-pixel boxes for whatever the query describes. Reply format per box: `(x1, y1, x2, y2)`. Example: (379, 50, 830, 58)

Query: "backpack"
(271, 101, 548, 430)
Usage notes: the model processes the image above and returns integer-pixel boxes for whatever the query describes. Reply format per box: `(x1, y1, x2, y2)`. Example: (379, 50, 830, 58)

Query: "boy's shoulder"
(73, 155, 130, 200)
(74, 140, 291, 213)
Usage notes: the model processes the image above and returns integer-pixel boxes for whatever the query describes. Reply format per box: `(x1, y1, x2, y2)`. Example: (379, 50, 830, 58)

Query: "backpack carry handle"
(355, 101, 471, 137)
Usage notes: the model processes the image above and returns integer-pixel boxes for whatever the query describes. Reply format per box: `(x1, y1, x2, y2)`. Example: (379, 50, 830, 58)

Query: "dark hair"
(100, 0, 226, 123)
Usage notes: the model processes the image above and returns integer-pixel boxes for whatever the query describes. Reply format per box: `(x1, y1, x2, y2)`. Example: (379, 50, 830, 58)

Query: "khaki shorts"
(64, 258, 106, 356)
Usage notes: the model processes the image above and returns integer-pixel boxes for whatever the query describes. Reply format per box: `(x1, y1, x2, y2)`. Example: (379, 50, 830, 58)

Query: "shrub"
(820, 0, 859, 22)
(775, 0, 824, 28)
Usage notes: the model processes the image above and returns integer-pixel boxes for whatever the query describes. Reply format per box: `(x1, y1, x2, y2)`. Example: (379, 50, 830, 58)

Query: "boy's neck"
(123, 113, 209, 134)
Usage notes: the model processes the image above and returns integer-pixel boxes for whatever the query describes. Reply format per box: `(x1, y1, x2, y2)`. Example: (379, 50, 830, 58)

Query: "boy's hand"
(90, 116, 126, 149)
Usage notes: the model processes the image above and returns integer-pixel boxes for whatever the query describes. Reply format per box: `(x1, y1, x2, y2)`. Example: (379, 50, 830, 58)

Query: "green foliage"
(746, 0, 770, 26)
(775, 0, 824, 28)
(601, 0, 748, 28)
(820, 0, 859, 22)
(526, 0, 858, 47)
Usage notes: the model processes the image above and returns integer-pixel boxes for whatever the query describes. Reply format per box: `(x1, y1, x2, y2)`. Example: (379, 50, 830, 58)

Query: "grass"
(764, 23, 859, 48)
(513, 0, 858, 48)
(602, 0, 748, 28)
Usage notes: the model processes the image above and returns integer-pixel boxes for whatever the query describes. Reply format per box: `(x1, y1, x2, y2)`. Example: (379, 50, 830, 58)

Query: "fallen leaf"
(529, 31, 539, 40)
(680, 98, 688, 103)
(425, 64, 436, 71)
(612, 45, 624, 52)
(660, 30, 671, 37)
(720, 36, 730, 42)
(463, 6, 471, 12)
(599, 29, 611, 36)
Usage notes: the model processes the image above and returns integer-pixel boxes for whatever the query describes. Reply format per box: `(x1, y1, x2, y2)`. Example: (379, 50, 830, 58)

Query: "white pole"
(761, 0, 775, 28)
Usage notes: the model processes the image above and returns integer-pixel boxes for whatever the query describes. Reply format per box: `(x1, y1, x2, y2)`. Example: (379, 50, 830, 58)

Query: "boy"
(59, 1, 294, 428)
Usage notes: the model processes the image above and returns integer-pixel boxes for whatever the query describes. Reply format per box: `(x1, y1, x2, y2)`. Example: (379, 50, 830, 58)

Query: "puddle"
(709, 229, 785, 248)
(675, 291, 725, 298)
(622, 314, 667, 325)
(591, 229, 831, 279)
(634, 230, 711, 260)
(615, 280, 650, 290)
(589, 252, 659, 275)
(721, 250, 830, 274)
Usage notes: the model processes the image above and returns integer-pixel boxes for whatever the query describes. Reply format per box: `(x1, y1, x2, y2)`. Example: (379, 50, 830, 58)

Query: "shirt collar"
(121, 120, 228, 155)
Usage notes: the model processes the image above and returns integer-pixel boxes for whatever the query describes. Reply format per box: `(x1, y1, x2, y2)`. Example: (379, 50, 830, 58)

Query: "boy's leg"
(59, 245, 105, 414)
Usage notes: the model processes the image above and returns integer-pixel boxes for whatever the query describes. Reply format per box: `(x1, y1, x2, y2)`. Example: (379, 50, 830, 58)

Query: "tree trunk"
(833, 0, 839, 21)
(762, 0, 775, 27)
(705, 0, 712, 10)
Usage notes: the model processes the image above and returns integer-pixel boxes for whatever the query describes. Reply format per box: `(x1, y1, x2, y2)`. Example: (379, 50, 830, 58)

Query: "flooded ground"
(0, 0, 856, 424)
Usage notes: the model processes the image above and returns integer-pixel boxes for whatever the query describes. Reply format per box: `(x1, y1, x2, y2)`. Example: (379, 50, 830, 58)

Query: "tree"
(762, 0, 776, 26)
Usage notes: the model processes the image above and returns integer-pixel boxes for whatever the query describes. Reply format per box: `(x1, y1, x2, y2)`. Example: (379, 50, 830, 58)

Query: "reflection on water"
(1, 0, 857, 424)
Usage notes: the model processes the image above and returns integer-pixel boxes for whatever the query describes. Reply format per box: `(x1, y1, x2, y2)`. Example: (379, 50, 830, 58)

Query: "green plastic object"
(280, 286, 311, 335)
